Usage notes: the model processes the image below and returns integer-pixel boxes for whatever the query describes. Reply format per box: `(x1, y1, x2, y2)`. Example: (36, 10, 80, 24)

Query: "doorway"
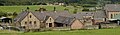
(49, 23, 52, 27)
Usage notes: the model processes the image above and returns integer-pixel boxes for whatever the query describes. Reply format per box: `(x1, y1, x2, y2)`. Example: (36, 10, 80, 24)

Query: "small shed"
(54, 16, 84, 30)
(0, 17, 12, 23)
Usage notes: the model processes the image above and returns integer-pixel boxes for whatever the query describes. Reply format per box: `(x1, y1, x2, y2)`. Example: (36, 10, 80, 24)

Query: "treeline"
(0, 0, 120, 6)
(0, 12, 18, 18)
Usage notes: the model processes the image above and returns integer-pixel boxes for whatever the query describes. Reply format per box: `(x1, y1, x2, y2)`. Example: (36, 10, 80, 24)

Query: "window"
(30, 15, 32, 18)
(34, 21, 36, 23)
(25, 22, 27, 24)
(34, 21, 36, 25)
(34, 21, 37, 27)
(29, 21, 32, 25)
(66, 24, 68, 26)
(50, 18, 51, 22)
(49, 23, 52, 27)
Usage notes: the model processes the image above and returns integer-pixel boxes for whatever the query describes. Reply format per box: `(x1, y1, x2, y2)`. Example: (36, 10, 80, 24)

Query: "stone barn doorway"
(49, 23, 52, 27)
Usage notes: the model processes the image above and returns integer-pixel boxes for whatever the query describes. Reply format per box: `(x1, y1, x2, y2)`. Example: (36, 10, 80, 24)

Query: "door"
(49, 23, 52, 27)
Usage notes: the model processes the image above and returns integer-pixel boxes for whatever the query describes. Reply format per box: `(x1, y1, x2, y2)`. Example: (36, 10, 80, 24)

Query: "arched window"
(50, 18, 51, 22)
(30, 15, 32, 18)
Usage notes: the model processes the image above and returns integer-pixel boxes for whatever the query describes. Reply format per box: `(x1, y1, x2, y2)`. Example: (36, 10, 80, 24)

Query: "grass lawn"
(0, 5, 83, 13)
(0, 28, 119, 35)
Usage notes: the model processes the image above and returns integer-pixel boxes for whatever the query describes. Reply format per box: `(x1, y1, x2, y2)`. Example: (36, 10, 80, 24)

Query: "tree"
(54, 7, 56, 11)
(27, 7, 30, 10)
(12, 12, 18, 18)
(73, 8, 78, 14)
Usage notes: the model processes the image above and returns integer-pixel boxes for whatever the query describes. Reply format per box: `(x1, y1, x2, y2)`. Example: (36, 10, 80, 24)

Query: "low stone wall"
(100, 23, 118, 29)
(84, 25, 99, 29)
(52, 27, 71, 31)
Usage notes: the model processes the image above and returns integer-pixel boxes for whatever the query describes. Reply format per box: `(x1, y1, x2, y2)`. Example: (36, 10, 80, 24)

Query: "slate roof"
(14, 10, 106, 24)
(14, 11, 47, 23)
(43, 16, 51, 23)
(71, 11, 106, 20)
(14, 11, 71, 23)
(70, 12, 94, 20)
(104, 4, 120, 11)
(55, 16, 76, 26)
(42, 11, 71, 19)
(94, 11, 106, 18)
(42, 11, 58, 19)
(14, 11, 29, 23)
(31, 12, 46, 21)
(94, 11, 107, 21)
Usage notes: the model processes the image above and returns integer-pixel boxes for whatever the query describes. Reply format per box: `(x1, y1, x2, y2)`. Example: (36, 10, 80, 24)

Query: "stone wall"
(100, 23, 118, 29)
(84, 25, 99, 29)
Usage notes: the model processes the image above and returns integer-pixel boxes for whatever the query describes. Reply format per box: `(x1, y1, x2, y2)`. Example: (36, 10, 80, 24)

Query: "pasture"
(0, 5, 83, 13)
(0, 27, 119, 35)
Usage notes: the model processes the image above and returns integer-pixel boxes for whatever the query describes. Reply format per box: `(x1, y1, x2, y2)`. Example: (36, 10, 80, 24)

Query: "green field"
(0, 5, 83, 13)
(0, 28, 119, 35)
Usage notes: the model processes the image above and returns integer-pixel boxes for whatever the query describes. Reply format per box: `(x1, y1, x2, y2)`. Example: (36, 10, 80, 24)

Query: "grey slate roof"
(70, 12, 94, 20)
(71, 11, 106, 20)
(14, 11, 47, 23)
(77, 12, 94, 16)
(14, 11, 71, 23)
(43, 16, 51, 23)
(14, 11, 29, 23)
(104, 4, 120, 11)
(42, 11, 71, 19)
(31, 12, 46, 21)
(94, 11, 106, 18)
(42, 11, 58, 19)
(14, 10, 106, 24)
(55, 16, 76, 25)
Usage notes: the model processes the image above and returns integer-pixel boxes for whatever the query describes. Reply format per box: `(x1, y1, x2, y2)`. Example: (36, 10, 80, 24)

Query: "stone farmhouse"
(104, 4, 120, 19)
(14, 10, 107, 31)
(13, 4, 120, 32)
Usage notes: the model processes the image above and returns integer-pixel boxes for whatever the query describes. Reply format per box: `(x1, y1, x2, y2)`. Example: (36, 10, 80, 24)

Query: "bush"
(82, 9, 89, 11)
(0, 12, 7, 17)
(64, 8, 69, 11)
(13, 12, 18, 17)
(73, 8, 78, 14)
(38, 8, 47, 11)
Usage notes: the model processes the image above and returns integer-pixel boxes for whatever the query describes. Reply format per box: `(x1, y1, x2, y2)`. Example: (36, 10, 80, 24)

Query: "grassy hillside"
(0, 5, 83, 13)
(0, 27, 119, 35)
